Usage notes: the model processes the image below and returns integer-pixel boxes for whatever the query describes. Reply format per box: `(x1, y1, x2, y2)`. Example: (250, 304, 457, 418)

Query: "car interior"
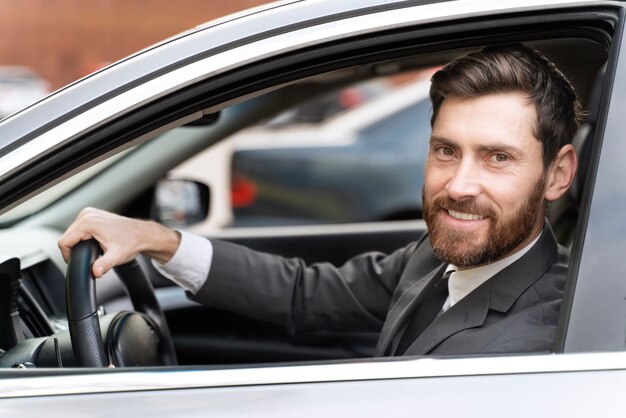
(0, 8, 615, 369)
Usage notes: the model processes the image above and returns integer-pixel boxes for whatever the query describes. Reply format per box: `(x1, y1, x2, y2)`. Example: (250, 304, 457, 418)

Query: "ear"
(544, 144, 578, 202)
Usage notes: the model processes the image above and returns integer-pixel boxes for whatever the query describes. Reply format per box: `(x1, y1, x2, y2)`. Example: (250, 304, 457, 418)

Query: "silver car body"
(0, 0, 623, 416)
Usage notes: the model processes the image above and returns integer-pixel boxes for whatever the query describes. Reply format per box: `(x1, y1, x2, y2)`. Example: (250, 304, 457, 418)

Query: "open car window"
(164, 71, 434, 232)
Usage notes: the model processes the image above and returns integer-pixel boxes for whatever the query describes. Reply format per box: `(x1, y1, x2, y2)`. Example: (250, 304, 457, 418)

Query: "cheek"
(423, 173, 441, 201)
(423, 160, 448, 193)
(485, 175, 538, 213)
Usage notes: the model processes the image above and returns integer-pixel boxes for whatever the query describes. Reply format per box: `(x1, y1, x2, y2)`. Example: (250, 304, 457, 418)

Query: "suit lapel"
(400, 222, 558, 356)
(375, 264, 445, 356)
(403, 281, 491, 355)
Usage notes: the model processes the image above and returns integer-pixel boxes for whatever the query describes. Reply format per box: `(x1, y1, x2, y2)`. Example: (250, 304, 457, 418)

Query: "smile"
(447, 209, 485, 221)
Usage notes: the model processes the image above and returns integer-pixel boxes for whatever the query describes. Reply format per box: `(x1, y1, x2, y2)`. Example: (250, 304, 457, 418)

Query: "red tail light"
(231, 175, 258, 208)
(339, 87, 365, 109)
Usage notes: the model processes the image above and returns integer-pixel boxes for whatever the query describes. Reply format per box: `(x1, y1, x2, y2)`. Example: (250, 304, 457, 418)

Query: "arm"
(59, 207, 417, 334)
(192, 239, 417, 334)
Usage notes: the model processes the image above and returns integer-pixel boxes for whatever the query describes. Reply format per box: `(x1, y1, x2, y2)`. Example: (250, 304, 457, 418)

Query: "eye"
(437, 146, 454, 156)
(490, 153, 509, 163)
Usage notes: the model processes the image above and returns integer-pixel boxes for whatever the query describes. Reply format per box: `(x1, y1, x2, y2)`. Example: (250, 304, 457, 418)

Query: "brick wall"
(0, 0, 270, 90)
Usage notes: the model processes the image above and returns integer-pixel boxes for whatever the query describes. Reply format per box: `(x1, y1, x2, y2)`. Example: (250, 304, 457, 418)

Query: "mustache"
(431, 195, 497, 218)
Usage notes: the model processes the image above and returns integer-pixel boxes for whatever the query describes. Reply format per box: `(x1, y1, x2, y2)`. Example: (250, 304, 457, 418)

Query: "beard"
(422, 176, 546, 268)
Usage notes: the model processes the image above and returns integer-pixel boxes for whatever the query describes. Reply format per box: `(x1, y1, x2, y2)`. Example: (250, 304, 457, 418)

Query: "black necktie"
(394, 269, 453, 355)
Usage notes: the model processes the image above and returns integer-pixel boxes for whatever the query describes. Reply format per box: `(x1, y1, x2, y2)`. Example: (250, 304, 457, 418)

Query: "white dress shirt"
(441, 234, 540, 312)
(153, 230, 214, 293)
(157, 230, 541, 303)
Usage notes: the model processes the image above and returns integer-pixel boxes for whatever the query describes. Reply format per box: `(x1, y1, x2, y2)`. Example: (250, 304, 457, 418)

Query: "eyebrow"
(429, 135, 457, 149)
(429, 135, 523, 156)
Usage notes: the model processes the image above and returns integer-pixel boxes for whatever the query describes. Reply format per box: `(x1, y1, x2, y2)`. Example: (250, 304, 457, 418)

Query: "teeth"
(448, 209, 484, 221)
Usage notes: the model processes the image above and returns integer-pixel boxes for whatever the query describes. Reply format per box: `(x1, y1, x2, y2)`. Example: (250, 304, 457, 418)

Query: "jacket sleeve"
(190, 238, 420, 335)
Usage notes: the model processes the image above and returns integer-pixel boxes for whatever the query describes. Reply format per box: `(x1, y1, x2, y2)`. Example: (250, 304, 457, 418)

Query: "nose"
(445, 159, 482, 200)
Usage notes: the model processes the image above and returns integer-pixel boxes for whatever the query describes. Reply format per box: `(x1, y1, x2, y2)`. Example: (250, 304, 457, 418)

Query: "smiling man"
(59, 44, 580, 356)
(424, 92, 549, 268)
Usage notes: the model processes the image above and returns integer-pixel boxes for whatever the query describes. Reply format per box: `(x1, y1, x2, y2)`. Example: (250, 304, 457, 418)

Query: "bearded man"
(59, 44, 580, 356)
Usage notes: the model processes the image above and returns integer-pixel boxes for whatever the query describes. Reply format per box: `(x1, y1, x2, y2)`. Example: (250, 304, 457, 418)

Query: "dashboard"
(0, 226, 131, 367)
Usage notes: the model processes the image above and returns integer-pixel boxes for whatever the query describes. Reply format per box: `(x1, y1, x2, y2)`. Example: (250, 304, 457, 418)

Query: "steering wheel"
(66, 239, 178, 367)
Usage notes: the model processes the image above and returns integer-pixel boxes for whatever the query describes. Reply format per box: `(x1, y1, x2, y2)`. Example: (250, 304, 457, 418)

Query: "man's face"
(422, 92, 547, 268)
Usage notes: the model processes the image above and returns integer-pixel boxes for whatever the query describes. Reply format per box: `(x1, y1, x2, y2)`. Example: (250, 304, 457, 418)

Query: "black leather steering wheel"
(66, 239, 178, 367)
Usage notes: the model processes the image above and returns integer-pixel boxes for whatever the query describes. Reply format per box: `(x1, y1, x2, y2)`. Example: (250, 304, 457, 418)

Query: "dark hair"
(429, 44, 584, 167)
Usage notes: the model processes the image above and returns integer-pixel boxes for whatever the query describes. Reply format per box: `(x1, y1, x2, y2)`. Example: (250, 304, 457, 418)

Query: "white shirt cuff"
(152, 230, 213, 294)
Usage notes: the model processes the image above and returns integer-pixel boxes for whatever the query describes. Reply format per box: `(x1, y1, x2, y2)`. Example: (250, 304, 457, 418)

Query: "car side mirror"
(152, 178, 210, 227)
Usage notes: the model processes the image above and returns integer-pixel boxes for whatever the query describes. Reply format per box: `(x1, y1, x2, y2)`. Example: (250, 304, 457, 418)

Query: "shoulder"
(532, 243, 568, 301)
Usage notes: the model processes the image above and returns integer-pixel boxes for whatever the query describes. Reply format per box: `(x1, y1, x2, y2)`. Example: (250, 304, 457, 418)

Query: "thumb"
(92, 246, 137, 278)
(92, 250, 123, 278)
(92, 257, 109, 278)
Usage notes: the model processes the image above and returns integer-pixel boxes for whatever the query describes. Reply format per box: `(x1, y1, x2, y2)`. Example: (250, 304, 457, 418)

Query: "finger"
(92, 248, 129, 278)
(58, 230, 93, 263)
(92, 251, 118, 278)
(58, 209, 103, 262)
(92, 259, 107, 278)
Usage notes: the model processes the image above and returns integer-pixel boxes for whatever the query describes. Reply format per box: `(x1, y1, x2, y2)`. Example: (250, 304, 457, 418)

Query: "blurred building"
(0, 0, 270, 91)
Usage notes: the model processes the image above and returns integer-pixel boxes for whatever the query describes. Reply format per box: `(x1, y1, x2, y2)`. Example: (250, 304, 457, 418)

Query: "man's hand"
(58, 207, 181, 278)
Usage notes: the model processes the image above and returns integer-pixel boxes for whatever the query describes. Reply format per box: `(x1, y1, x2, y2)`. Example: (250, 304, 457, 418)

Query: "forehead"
(432, 92, 540, 151)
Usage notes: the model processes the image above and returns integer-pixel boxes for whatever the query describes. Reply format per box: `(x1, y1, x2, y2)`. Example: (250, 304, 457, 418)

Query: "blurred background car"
(230, 77, 432, 227)
(0, 66, 49, 118)
(265, 79, 390, 127)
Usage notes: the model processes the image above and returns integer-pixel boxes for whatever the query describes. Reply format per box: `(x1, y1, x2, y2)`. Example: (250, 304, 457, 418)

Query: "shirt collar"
(444, 232, 542, 309)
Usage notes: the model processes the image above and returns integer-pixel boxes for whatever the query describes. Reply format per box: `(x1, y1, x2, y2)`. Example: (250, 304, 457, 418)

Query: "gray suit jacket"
(191, 223, 567, 356)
